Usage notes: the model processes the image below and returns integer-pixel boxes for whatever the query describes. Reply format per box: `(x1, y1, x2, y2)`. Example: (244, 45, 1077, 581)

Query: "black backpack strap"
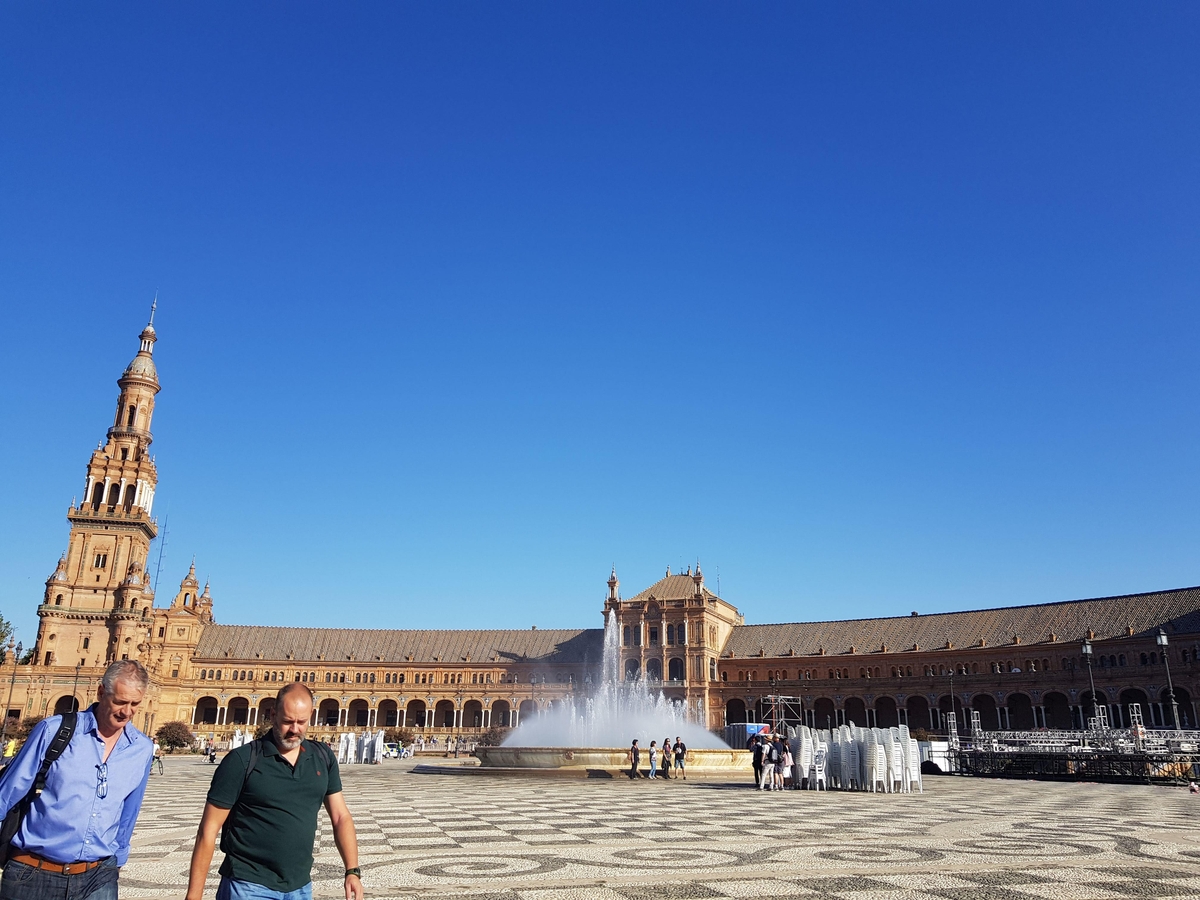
(314, 741, 334, 771)
(32, 712, 76, 797)
(239, 739, 261, 797)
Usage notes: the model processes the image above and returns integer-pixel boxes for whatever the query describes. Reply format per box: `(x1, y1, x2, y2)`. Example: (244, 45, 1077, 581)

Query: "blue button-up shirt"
(0, 707, 153, 866)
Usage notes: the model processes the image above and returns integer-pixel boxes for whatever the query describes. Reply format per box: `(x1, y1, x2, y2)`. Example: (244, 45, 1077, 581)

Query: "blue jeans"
(0, 857, 119, 900)
(216, 878, 313, 900)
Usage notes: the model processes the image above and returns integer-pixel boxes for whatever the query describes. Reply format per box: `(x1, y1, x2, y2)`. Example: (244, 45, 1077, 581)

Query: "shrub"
(254, 723, 273, 740)
(910, 727, 931, 742)
(384, 727, 414, 745)
(156, 721, 195, 752)
(475, 726, 508, 747)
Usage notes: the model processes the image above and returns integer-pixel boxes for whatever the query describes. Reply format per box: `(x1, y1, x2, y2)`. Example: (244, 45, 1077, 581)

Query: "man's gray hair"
(100, 659, 150, 694)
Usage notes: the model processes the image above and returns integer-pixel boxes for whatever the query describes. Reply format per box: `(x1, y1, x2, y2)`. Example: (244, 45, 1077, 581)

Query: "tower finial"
(149, 292, 157, 325)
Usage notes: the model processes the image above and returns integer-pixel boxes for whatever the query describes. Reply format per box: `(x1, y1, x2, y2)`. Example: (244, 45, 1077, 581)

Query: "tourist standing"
(0, 660, 154, 900)
(750, 735, 764, 788)
(673, 736, 687, 780)
(780, 739, 794, 789)
(649, 741, 659, 779)
(628, 740, 640, 779)
(759, 736, 777, 790)
(660, 738, 672, 779)
(772, 736, 786, 790)
(185, 682, 363, 900)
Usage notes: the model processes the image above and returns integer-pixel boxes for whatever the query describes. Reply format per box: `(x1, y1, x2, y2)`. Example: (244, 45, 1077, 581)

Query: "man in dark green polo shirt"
(185, 683, 362, 900)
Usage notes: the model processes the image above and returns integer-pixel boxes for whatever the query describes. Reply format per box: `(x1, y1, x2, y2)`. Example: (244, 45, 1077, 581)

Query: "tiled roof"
(194, 625, 604, 665)
(722, 586, 1200, 659)
(627, 574, 720, 603)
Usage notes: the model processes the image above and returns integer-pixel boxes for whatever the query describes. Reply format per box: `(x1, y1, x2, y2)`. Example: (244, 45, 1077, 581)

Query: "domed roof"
(122, 352, 159, 384)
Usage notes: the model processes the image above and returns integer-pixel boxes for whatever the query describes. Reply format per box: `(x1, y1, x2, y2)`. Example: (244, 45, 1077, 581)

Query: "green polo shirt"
(207, 736, 342, 892)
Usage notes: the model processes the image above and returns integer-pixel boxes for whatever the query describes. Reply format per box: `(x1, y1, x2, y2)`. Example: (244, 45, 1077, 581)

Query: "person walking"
(186, 682, 363, 900)
(648, 742, 658, 780)
(0, 660, 154, 900)
(673, 736, 687, 780)
(152, 740, 164, 776)
(628, 740, 640, 779)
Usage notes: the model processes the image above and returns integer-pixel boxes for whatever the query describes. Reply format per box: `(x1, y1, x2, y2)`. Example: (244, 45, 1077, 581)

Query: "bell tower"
(33, 306, 161, 667)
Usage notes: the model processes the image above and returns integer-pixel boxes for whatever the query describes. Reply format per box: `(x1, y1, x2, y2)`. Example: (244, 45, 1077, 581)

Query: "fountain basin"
(473, 746, 749, 776)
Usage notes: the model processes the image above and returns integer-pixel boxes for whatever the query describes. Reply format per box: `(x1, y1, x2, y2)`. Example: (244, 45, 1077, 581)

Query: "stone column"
(399, 708, 406, 728)
(218, 707, 226, 725)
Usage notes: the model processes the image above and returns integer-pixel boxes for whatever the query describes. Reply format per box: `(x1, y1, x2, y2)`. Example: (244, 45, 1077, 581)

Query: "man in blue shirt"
(0, 660, 154, 900)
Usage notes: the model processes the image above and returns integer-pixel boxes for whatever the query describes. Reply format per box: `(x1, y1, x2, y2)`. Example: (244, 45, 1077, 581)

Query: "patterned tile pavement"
(121, 757, 1200, 899)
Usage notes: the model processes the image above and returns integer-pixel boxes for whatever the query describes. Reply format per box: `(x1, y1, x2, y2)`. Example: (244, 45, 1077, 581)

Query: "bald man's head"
(272, 682, 314, 750)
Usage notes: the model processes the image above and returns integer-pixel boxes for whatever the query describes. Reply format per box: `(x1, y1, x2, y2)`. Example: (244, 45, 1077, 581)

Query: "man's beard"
(275, 729, 304, 750)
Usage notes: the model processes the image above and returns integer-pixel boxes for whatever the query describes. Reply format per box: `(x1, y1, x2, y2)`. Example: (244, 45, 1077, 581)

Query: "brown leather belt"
(8, 852, 106, 875)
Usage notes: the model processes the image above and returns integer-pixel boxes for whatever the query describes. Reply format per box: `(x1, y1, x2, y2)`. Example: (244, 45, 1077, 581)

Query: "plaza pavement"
(123, 755, 1200, 900)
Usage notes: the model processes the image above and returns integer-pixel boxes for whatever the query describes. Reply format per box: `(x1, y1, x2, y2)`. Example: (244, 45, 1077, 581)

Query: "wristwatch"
(344, 868, 361, 878)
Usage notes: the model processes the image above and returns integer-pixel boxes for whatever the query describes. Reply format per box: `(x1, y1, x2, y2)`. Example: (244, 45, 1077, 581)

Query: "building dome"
(122, 353, 158, 383)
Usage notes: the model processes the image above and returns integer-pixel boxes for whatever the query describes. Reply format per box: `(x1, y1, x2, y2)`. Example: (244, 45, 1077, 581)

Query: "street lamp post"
(1082, 639, 1097, 729)
(0, 641, 21, 745)
(1157, 629, 1181, 732)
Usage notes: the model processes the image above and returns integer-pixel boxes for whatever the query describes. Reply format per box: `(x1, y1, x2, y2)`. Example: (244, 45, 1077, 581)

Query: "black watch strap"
(345, 868, 361, 878)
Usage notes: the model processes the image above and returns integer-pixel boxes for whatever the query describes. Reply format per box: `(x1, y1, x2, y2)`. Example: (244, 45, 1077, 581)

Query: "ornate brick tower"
(33, 306, 161, 668)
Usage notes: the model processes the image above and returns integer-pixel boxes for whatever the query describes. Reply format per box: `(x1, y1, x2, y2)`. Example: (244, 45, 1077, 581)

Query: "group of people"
(0, 660, 364, 900)
(627, 737, 687, 780)
(748, 732, 794, 790)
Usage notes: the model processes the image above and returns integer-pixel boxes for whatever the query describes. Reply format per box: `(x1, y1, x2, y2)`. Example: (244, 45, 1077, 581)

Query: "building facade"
(7, 315, 1200, 743)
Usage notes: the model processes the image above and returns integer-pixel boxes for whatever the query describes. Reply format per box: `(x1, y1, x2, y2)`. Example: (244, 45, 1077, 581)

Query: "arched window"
(183, 593, 190, 605)
(622, 626, 631, 647)
(91, 483, 104, 510)
(122, 483, 136, 511)
(666, 624, 675, 645)
(55, 595, 62, 606)
(126, 405, 137, 426)
(679, 623, 687, 644)
(107, 484, 121, 507)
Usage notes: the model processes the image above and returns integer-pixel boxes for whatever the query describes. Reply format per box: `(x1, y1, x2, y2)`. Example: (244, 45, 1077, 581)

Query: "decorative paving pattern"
(121, 757, 1200, 899)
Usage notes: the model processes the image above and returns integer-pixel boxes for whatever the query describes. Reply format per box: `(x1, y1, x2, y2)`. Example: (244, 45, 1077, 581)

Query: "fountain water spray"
(502, 610, 729, 749)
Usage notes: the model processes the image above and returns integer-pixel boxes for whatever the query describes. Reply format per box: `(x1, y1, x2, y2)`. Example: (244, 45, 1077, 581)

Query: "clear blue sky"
(2, 4, 1198, 646)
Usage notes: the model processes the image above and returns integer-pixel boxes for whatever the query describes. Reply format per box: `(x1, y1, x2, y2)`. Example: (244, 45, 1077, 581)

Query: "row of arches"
(724, 686, 1196, 731)
(192, 696, 552, 730)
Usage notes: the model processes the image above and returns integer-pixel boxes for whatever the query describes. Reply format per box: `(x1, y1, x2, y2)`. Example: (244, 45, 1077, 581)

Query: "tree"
(254, 722, 272, 740)
(155, 721, 195, 752)
(16, 716, 43, 743)
(0, 613, 13, 653)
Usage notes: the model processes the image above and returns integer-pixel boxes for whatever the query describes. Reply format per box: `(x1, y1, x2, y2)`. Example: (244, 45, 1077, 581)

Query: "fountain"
(474, 611, 748, 775)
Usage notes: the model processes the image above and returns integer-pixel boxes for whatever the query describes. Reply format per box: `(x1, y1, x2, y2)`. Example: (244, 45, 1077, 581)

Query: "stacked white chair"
(809, 742, 828, 790)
